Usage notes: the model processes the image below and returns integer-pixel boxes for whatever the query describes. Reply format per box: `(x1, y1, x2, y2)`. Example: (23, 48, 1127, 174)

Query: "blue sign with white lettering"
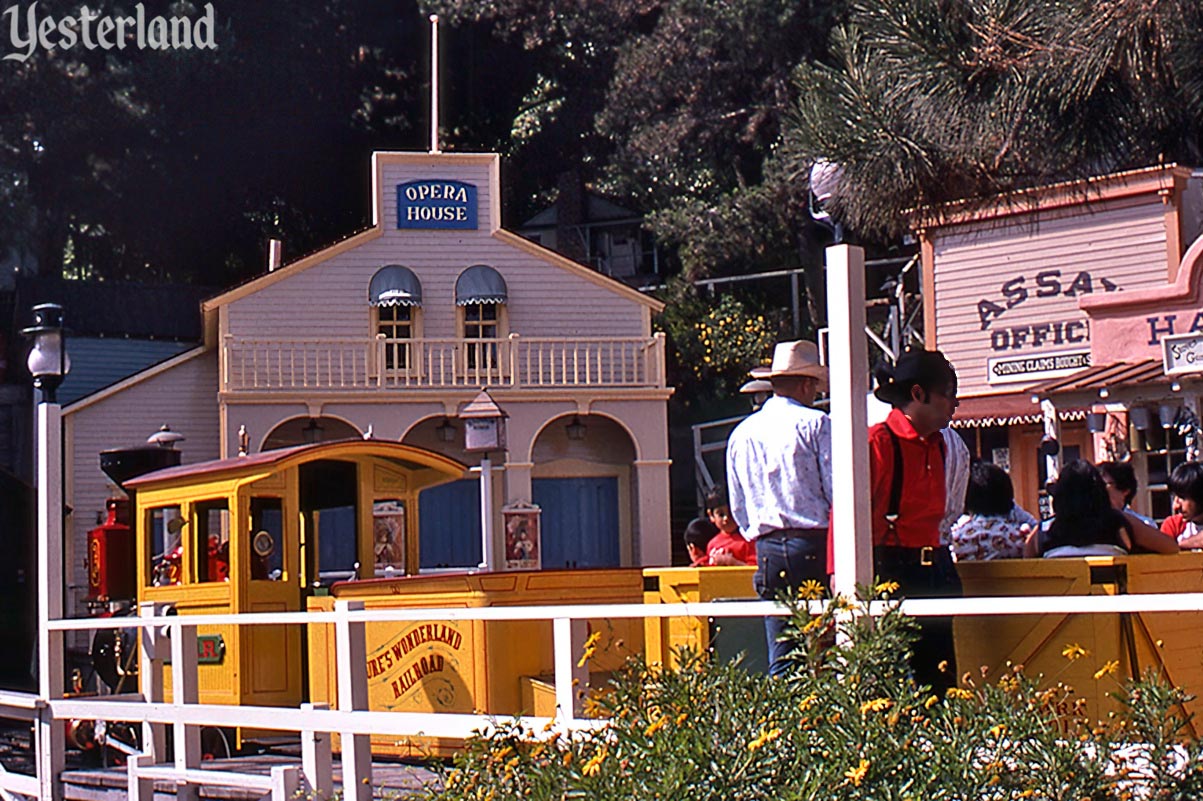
(397, 180, 478, 230)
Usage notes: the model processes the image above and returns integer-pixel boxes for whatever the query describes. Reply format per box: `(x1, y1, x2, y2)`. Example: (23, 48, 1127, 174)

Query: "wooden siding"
(225, 154, 647, 344)
(64, 351, 220, 614)
(933, 196, 1171, 397)
(225, 230, 646, 341)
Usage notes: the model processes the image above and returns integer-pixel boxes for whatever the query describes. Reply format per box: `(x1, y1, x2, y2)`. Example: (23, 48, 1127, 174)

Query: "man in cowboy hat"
(726, 340, 833, 677)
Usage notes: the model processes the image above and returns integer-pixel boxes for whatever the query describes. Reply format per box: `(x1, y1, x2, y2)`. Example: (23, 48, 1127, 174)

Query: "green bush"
(429, 587, 1203, 800)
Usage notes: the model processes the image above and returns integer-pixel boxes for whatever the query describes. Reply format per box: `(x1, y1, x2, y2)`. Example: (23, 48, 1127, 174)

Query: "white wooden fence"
(1, 593, 1203, 800)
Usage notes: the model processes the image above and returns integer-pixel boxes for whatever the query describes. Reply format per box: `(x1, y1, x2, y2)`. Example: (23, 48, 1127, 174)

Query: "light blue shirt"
(726, 395, 834, 540)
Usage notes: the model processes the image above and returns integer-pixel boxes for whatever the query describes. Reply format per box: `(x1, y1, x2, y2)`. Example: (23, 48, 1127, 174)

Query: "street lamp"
(22, 302, 68, 796)
(24, 303, 69, 403)
(460, 389, 507, 571)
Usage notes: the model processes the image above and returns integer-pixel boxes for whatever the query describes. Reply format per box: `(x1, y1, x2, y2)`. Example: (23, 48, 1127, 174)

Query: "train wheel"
(200, 726, 232, 760)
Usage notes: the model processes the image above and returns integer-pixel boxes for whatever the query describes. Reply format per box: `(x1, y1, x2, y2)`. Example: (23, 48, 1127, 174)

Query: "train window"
(250, 498, 284, 581)
(194, 500, 230, 583)
(148, 505, 183, 587)
(300, 460, 359, 587)
(372, 499, 406, 576)
(316, 506, 358, 582)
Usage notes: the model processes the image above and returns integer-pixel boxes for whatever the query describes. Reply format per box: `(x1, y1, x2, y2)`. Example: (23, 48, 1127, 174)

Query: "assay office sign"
(975, 268, 1114, 384)
(396, 180, 478, 230)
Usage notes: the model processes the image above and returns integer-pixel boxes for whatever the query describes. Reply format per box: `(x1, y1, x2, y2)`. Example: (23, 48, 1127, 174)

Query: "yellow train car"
(307, 569, 645, 758)
(117, 438, 647, 757)
(123, 439, 468, 712)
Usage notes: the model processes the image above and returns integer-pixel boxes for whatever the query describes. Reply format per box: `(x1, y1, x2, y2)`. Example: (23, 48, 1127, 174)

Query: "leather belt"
(762, 528, 826, 539)
(874, 545, 938, 567)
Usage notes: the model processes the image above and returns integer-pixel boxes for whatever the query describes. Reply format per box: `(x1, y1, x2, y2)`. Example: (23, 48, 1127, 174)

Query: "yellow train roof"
(124, 439, 468, 489)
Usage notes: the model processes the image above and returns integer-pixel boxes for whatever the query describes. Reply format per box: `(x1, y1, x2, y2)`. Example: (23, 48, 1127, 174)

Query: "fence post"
(127, 753, 155, 801)
(171, 618, 200, 801)
(552, 617, 588, 726)
(826, 244, 874, 597)
(271, 765, 301, 801)
(301, 701, 333, 797)
(335, 600, 372, 800)
(139, 602, 169, 760)
(652, 332, 666, 386)
(34, 397, 65, 801)
(375, 333, 386, 388)
(509, 332, 520, 387)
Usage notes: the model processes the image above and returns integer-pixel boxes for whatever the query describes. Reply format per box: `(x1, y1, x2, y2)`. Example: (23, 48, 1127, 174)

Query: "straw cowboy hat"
(766, 340, 828, 391)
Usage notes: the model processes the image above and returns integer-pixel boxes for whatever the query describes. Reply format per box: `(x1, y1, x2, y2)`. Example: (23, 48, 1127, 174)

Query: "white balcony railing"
(221, 333, 667, 392)
(220, 331, 664, 392)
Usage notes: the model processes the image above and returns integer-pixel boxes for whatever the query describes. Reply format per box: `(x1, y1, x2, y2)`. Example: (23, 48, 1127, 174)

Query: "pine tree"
(781, 0, 1203, 239)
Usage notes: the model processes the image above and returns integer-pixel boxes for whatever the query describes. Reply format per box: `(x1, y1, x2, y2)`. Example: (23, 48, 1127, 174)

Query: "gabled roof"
(200, 150, 663, 342)
(57, 338, 192, 406)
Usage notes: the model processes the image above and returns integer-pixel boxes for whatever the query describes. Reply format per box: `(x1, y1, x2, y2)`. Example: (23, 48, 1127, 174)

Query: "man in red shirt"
(869, 348, 961, 690)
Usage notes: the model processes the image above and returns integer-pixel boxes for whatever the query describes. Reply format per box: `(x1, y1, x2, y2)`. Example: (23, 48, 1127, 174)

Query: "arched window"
(369, 265, 423, 370)
(455, 265, 507, 371)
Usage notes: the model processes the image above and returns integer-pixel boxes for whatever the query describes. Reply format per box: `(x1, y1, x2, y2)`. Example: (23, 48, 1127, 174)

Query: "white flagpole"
(429, 14, 440, 154)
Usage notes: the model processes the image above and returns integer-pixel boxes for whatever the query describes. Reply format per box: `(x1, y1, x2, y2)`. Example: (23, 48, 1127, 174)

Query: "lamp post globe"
(23, 303, 70, 403)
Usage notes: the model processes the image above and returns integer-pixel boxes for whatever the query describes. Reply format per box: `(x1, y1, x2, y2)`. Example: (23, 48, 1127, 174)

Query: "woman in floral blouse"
(950, 461, 1038, 561)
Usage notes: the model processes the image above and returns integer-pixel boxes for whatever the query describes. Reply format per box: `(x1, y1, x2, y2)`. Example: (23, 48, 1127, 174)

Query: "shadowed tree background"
(8, 0, 1203, 398)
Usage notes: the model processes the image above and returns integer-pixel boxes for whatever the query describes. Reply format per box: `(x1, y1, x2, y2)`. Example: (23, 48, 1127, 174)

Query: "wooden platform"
(61, 754, 442, 800)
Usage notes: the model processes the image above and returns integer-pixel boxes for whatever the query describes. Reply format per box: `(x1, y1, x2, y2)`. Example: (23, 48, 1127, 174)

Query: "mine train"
(83, 437, 654, 758)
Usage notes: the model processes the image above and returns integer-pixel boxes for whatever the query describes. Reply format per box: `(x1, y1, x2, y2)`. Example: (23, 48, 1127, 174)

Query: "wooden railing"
(13, 591, 1203, 799)
(221, 333, 666, 391)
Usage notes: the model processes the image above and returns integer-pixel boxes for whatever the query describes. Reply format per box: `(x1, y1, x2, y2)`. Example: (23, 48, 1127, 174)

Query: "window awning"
(950, 393, 1087, 428)
(455, 264, 507, 306)
(369, 265, 423, 307)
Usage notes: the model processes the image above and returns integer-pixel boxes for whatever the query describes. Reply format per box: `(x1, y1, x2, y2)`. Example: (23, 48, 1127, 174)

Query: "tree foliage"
(781, 0, 1203, 240)
(654, 279, 782, 405)
(0, 1, 419, 284)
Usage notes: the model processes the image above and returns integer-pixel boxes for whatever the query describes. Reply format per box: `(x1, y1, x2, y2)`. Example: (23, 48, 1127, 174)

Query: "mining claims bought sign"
(396, 180, 478, 230)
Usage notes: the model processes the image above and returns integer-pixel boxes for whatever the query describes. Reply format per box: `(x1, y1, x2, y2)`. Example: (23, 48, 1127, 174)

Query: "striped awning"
(950, 392, 1087, 428)
(368, 265, 423, 307)
(455, 264, 507, 305)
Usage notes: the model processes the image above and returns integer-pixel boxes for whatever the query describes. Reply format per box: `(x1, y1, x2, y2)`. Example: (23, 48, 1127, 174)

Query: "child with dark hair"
(949, 462, 1037, 561)
(683, 517, 719, 567)
(702, 485, 756, 566)
(1041, 460, 1134, 557)
(1097, 461, 1156, 526)
(1162, 461, 1203, 549)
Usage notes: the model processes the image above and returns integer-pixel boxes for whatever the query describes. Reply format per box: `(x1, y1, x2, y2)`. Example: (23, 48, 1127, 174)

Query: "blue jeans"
(754, 531, 828, 677)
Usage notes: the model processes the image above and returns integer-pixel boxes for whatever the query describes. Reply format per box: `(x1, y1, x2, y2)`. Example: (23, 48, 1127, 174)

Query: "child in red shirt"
(704, 486, 757, 566)
(1162, 461, 1203, 549)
